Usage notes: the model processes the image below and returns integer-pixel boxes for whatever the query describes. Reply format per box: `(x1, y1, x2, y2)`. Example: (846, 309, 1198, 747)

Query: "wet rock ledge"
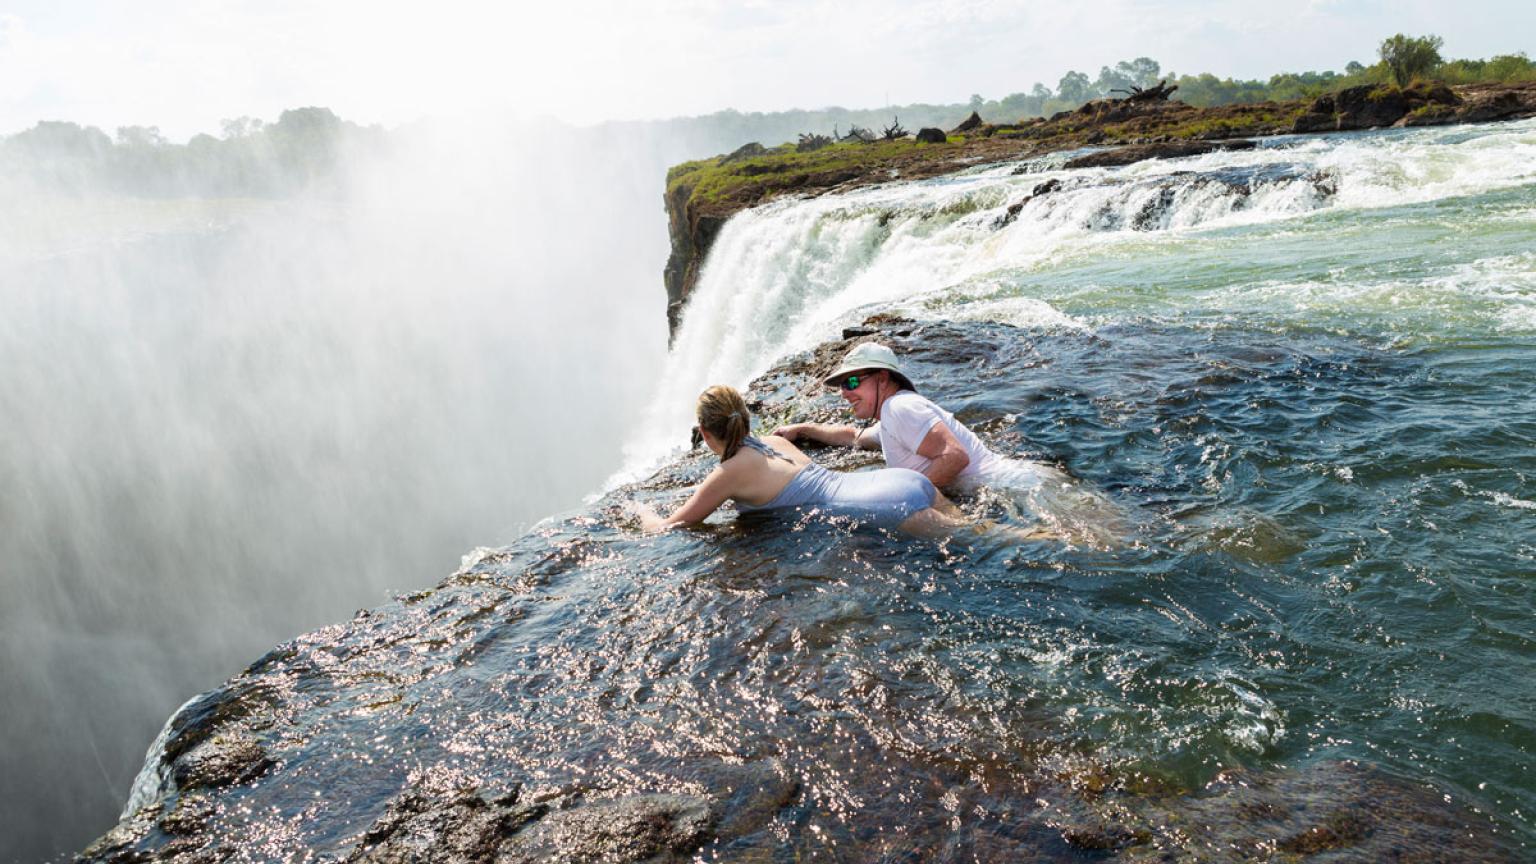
(663, 81, 1536, 338)
(80, 319, 1521, 862)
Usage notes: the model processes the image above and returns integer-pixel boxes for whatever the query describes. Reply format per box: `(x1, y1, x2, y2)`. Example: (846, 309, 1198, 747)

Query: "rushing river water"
(46, 118, 1536, 859)
(614, 119, 1536, 853)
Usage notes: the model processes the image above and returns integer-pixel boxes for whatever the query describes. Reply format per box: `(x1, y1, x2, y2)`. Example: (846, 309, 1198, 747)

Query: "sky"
(1, 0, 1533, 141)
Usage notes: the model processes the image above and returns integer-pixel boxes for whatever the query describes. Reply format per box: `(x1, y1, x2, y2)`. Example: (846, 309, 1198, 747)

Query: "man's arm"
(914, 422, 970, 489)
(773, 422, 880, 450)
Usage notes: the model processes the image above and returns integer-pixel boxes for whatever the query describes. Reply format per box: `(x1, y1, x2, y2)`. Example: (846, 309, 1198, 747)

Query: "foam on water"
(907, 294, 1088, 330)
(619, 119, 1536, 480)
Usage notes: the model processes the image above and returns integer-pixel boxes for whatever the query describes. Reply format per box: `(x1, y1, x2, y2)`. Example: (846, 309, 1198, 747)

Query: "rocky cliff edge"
(663, 81, 1536, 340)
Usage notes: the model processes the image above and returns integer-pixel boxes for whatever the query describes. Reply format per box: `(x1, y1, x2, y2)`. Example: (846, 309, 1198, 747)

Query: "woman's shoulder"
(760, 433, 810, 463)
(724, 439, 775, 469)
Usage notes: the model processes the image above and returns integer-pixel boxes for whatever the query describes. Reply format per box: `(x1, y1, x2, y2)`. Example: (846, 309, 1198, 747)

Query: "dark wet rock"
(347, 790, 546, 863)
(1458, 89, 1528, 123)
(1292, 106, 1337, 134)
(1025, 163, 1336, 234)
(1399, 103, 1459, 127)
(1023, 758, 1520, 862)
(170, 733, 271, 791)
(1404, 80, 1460, 107)
(1334, 83, 1409, 129)
(157, 794, 215, 837)
(710, 767, 801, 842)
(499, 794, 714, 863)
(78, 803, 162, 862)
(1141, 760, 1520, 863)
(914, 127, 947, 144)
(1296, 81, 1465, 134)
(1063, 138, 1256, 170)
(1030, 177, 1064, 197)
(996, 177, 1066, 228)
(662, 201, 726, 341)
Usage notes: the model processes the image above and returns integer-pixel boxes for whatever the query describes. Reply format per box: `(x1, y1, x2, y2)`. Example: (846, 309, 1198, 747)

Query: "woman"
(635, 385, 966, 536)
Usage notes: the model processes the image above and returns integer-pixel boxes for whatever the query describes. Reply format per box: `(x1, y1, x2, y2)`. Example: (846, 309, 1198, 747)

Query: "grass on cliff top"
(666, 101, 1313, 215)
(667, 137, 960, 212)
(667, 82, 1463, 217)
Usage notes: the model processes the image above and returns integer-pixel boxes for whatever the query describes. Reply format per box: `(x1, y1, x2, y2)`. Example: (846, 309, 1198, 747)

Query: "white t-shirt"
(873, 390, 999, 484)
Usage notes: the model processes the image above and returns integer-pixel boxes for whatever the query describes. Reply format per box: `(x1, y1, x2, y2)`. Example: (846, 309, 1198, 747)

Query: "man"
(774, 342, 1001, 492)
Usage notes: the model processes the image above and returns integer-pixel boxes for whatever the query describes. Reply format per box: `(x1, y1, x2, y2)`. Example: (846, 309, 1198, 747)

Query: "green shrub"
(1379, 34, 1444, 86)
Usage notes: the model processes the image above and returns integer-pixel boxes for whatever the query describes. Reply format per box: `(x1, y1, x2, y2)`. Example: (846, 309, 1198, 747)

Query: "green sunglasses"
(838, 375, 863, 391)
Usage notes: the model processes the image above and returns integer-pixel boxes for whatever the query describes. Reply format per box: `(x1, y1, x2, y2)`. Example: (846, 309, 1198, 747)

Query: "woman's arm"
(636, 466, 739, 532)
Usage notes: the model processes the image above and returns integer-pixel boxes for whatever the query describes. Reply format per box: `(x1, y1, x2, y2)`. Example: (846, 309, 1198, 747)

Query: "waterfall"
(619, 120, 1536, 481)
(0, 117, 685, 855)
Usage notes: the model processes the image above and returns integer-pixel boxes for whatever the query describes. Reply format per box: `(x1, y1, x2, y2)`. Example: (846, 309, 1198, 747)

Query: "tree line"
(3, 35, 1529, 199)
(0, 107, 386, 197)
(975, 35, 1533, 115)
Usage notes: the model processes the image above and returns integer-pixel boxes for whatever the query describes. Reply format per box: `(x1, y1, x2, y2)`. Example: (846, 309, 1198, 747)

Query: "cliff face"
(661, 179, 726, 340)
(660, 81, 1536, 340)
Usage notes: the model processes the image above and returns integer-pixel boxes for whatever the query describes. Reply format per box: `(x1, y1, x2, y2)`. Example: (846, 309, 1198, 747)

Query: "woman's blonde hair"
(696, 385, 752, 461)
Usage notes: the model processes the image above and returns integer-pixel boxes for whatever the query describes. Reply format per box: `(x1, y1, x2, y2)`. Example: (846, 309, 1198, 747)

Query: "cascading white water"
(620, 120, 1536, 481)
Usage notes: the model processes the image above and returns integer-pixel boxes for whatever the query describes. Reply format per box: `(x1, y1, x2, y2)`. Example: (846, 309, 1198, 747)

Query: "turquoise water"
(948, 320, 1535, 841)
(977, 184, 1535, 344)
(910, 130, 1535, 842)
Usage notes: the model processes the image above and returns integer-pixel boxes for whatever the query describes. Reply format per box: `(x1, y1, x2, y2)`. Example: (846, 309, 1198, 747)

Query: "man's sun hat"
(824, 342, 917, 392)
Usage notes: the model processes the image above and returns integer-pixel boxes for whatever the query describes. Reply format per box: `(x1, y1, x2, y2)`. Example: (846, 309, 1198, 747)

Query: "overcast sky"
(2, 0, 1532, 140)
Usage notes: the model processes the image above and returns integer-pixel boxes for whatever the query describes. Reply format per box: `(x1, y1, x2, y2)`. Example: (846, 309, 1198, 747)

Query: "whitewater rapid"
(618, 118, 1536, 481)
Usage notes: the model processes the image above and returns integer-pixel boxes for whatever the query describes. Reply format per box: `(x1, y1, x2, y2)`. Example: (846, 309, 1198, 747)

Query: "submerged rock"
(1062, 138, 1256, 170)
(346, 789, 545, 863)
(992, 161, 1337, 235)
(170, 733, 272, 792)
(499, 794, 714, 863)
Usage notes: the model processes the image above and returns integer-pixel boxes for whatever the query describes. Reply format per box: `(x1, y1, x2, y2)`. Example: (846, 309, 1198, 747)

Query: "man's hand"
(771, 423, 808, 442)
(772, 422, 862, 448)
